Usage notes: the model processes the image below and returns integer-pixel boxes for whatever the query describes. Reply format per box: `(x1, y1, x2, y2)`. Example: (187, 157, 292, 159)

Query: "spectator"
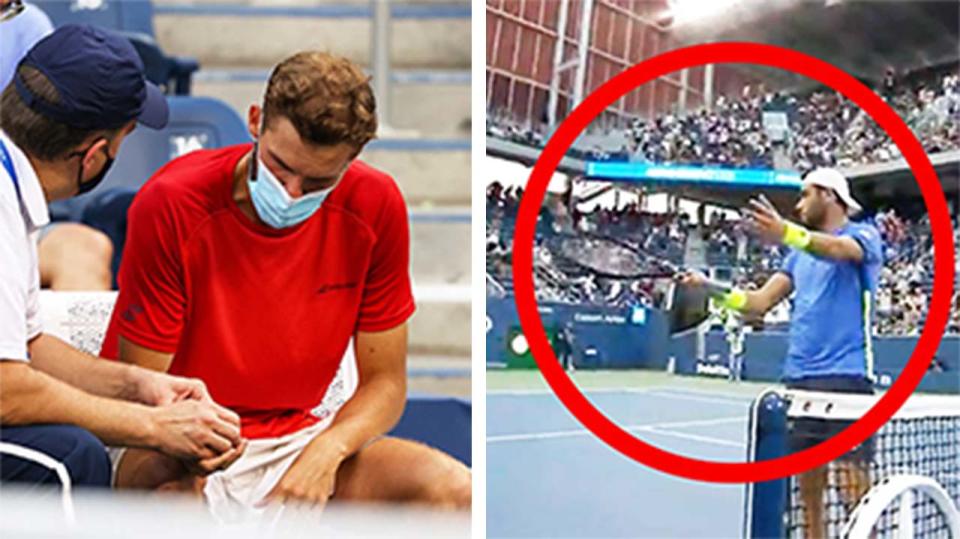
(486, 180, 956, 338)
(488, 64, 960, 170)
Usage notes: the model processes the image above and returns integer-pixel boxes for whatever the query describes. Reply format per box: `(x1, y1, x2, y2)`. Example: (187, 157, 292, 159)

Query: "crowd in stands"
(487, 182, 959, 336)
(487, 67, 960, 171)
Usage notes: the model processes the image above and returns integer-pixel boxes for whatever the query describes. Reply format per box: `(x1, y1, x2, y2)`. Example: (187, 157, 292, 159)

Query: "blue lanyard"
(0, 137, 21, 200)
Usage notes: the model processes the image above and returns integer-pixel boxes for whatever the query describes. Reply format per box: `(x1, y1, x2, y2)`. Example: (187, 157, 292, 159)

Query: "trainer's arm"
(113, 337, 248, 474)
(28, 332, 143, 401)
(0, 359, 155, 447)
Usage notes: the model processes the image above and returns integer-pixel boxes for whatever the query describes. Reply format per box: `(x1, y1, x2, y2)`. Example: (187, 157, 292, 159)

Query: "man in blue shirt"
(682, 167, 883, 538)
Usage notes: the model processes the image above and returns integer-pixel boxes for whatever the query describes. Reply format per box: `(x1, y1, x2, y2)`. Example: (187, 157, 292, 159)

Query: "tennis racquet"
(544, 233, 710, 333)
(547, 233, 681, 280)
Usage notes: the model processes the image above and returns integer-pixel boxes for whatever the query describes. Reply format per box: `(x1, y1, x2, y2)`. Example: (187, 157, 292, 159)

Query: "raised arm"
(744, 195, 865, 262)
(29, 332, 150, 401)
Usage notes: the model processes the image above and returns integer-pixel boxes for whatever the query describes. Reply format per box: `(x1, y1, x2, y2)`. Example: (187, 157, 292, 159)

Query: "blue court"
(487, 371, 764, 538)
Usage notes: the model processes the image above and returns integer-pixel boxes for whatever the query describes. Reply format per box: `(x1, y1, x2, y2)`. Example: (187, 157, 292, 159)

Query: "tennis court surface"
(488, 371, 754, 538)
(488, 370, 960, 538)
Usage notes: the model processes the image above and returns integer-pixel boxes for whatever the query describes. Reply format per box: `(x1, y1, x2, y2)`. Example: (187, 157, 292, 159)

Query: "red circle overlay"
(511, 42, 955, 483)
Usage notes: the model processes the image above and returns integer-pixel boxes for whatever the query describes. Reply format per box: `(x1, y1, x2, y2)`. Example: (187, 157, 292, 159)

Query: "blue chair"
(30, 0, 198, 94)
(123, 31, 199, 95)
(51, 95, 250, 222)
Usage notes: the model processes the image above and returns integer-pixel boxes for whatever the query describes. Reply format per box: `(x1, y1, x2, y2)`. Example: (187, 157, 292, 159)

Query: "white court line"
(645, 388, 754, 407)
(488, 386, 752, 407)
(487, 386, 657, 397)
(640, 427, 745, 449)
(488, 385, 758, 405)
(487, 415, 745, 445)
(651, 385, 760, 402)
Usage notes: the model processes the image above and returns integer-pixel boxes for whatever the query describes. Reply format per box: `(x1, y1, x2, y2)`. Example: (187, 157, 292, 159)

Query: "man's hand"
(124, 357, 248, 473)
(743, 194, 786, 244)
(132, 368, 213, 406)
(147, 399, 244, 462)
(189, 439, 249, 476)
(259, 434, 349, 510)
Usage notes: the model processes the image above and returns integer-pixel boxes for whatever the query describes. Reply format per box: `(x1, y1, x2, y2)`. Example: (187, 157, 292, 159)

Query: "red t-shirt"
(100, 144, 415, 439)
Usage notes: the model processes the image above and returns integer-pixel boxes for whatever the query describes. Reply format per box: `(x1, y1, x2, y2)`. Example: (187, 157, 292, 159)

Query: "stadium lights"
(665, 0, 745, 26)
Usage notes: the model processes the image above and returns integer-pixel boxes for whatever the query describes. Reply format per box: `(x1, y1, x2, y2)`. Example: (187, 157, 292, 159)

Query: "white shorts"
(109, 418, 333, 525)
(203, 416, 333, 524)
(111, 343, 359, 525)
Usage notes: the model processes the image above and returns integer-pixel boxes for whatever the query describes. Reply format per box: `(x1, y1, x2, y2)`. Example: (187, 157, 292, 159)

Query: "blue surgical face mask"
(246, 143, 334, 228)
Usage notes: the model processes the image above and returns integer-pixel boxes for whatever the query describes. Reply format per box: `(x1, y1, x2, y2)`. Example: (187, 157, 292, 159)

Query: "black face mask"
(72, 140, 114, 195)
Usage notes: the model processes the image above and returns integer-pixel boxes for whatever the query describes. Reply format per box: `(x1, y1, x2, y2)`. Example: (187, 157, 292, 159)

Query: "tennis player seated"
(97, 51, 471, 520)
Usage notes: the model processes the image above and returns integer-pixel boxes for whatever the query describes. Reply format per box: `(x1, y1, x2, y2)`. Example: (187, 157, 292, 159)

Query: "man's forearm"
(0, 362, 157, 448)
(783, 221, 862, 262)
(741, 290, 773, 317)
(701, 277, 782, 317)
(806, 232, 862, 262)
(28, 333, 139, 401)
(316, 374, 406, 457)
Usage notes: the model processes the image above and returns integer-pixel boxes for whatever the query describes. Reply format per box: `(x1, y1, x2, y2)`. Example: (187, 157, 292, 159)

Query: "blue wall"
(486, 296, 669, 369)
(673, 330, 960, 393)
(487, 296, 960, 393)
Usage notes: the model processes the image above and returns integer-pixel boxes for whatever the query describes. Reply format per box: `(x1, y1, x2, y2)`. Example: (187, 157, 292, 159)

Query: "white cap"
(802, 167, 862, 215)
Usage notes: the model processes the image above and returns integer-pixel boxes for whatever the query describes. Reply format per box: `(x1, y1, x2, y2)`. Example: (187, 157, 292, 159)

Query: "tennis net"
(745, 388, 960, 538)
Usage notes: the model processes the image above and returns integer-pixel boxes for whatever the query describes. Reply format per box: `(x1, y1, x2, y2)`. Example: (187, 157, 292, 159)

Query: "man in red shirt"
(100, 51, 470, 518)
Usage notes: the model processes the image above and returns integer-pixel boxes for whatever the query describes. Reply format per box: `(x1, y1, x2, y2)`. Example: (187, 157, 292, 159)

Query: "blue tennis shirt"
(778, 221, 884, 381)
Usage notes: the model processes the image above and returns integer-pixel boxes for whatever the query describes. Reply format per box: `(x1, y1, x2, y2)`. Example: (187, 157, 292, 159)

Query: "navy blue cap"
(14, 24, 168, 130)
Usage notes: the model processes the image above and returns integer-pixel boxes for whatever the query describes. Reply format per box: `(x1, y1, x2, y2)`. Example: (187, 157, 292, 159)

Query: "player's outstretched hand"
(147, 399, 244, 462)
(743, 194, 786, 244)
(258, 434, 347, 511)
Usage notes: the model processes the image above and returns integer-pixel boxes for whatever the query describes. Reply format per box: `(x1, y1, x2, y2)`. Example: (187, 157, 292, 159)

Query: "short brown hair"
(262, 52, 377, 150)
(0, 65, 115, 161)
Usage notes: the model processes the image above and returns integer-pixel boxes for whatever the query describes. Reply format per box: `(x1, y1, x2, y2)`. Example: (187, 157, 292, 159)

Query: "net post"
(744, 389, 789, 539)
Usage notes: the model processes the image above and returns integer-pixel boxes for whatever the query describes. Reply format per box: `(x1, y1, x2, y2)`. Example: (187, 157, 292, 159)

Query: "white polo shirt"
(0, 130, 48, 362)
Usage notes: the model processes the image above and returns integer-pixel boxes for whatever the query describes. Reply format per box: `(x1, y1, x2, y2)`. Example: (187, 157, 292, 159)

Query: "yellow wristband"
(782, 221, 812, 250)
(720, 288, 748, 312)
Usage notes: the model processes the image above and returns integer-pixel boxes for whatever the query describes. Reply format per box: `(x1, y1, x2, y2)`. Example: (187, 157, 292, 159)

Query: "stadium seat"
(51, 95, 251, 222)
(122, 31, 199, 95)
(30, 0, 199, 95)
